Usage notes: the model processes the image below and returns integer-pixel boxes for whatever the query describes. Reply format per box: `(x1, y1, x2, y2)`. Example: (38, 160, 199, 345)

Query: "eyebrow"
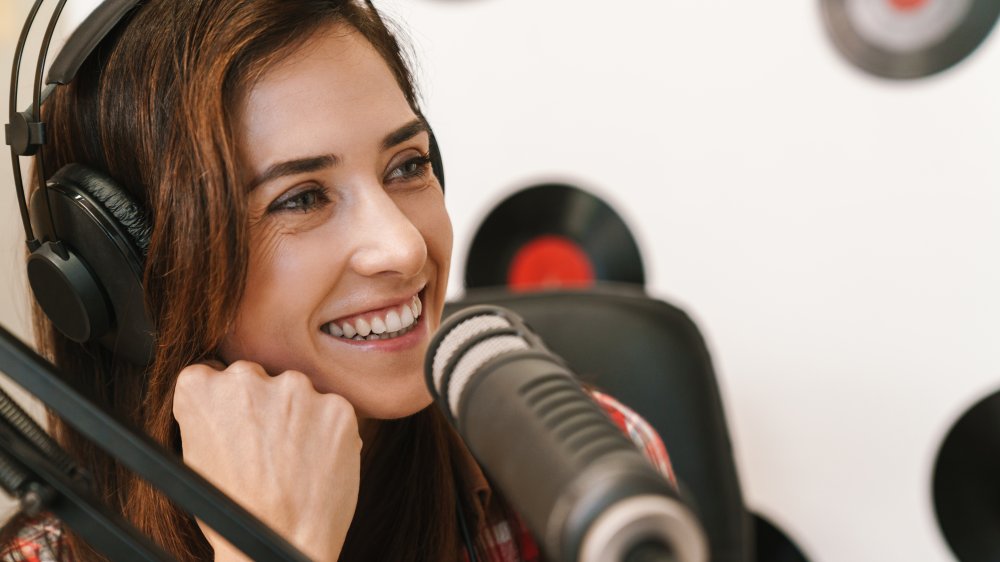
(381, 118, 430, 152)
(248, 154, 337, 191)
(248, 119, 430, 191)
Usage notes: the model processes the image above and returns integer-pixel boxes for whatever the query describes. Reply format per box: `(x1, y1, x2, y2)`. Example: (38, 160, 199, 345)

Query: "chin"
(356, 385, 434, 421)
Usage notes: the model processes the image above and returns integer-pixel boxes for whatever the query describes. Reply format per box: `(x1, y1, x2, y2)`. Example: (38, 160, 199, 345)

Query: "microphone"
(425, 305, 708, 562)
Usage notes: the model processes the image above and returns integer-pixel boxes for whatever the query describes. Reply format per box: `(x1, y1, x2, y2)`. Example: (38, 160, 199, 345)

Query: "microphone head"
(425, 305, 543, 422)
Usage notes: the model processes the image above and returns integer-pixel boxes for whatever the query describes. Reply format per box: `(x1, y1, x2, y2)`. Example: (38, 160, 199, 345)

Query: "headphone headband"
(7, 0, 141, 248)
(48, 0, 141, 86)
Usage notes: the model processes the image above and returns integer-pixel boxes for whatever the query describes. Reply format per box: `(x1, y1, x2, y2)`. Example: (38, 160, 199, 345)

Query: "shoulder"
(586, 389, 677, 486)
(0, 516, 68, 562)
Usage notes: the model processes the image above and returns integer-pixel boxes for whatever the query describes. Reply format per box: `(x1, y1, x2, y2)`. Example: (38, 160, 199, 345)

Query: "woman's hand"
(172, 360, 362, 562)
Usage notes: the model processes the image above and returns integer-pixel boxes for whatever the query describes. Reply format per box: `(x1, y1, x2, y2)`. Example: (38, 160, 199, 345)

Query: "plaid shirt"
(0, 517, 66, 562)
(1, 391, 673, 562)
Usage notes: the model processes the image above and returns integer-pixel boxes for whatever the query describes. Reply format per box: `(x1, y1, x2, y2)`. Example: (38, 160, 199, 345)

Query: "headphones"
(6, 0, 445, 366)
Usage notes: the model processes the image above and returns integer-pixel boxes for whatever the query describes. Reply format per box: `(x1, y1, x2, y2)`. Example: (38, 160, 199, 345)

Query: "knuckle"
(280, 370, 311, 388)
(325, 394, 358, 425)
(324, 392, 352, 411)
(226, 360, 263, 376)
(174, 365, 208, 395)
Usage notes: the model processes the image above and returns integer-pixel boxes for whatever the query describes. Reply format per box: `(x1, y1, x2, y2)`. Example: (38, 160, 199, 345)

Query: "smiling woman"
(1, 1, 675, 561)
(221, 26, 452, 422)
(0, 1, 463, 560)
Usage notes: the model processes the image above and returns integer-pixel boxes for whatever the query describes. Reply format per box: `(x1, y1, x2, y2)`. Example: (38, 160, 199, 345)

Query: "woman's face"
(219, 24, 452, 421)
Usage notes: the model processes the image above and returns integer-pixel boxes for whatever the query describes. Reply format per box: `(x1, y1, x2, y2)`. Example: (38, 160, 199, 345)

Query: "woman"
(2, 1, 673, 561)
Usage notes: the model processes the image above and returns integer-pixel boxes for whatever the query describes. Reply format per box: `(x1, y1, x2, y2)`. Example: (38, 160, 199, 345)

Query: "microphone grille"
(446, 334, 529, 416)
(431, 312, 524, 414)
(431, 313, 511, 388)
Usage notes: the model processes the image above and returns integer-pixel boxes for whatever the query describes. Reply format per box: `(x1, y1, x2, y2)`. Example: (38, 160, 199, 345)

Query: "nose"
(347, 184, 427, 279)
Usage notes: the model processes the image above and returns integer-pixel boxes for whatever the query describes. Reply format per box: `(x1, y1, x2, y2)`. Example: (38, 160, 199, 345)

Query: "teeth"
(385, 310, 401, 332)
(324, 293, 424, 341)
(400, 304, 414, 328)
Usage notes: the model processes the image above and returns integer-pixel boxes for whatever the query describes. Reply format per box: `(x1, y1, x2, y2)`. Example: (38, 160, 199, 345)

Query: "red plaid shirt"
(0, 391, 673, 562)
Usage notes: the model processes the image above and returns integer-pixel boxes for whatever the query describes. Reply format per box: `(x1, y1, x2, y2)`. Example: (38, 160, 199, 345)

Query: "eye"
(385, 153, 432, 183)
(267, 184, 331, 214)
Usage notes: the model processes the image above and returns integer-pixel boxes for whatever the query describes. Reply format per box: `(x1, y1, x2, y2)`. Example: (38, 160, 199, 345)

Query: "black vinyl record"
(754, 513, 811, 562)
(465, 183, 644, 291)
(821, 0, 1000, 79)
(932, 387, 1000, 561)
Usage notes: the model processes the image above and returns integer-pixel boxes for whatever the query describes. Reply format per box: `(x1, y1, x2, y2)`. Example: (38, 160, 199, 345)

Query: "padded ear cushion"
(51, 163, 151, 257)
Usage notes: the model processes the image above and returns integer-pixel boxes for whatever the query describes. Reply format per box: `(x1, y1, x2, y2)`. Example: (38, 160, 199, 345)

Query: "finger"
(224, 359, 271, 379)
(199, 357, 227, 371)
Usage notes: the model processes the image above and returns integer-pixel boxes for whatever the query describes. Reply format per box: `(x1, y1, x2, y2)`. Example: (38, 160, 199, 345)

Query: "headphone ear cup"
(66, 164, 151, 254)
(27, 164, 154, 365)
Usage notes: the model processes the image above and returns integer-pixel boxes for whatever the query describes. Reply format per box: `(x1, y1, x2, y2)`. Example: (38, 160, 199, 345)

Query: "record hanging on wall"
(820, 0, 1000, 79)
(754, 514, 811, 562)
(932, 387, 1000, 561)
(464, 183, 645, 291)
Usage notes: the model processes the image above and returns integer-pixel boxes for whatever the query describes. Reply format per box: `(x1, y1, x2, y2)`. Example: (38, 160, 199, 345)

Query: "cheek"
(239, 225, 288, 307)
(428, 206, 453, 264)
(408, 191, 452, 268)
(227, 225, 325, 340)
(403, 191, 452, 330)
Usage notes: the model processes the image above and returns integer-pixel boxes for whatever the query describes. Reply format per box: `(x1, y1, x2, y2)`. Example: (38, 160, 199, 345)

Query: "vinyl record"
(465, 183, 644, 291)
(820, 0, 1000, 79)
(754, 513, 811, 562)
(932, 387, 1000, 561)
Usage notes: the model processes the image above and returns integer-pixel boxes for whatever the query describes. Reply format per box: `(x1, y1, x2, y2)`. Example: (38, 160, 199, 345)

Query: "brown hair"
(6, 1, 515, 560)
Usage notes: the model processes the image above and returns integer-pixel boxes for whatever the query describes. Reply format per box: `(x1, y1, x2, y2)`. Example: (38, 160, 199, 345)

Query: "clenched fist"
(173, 360, 362, 562)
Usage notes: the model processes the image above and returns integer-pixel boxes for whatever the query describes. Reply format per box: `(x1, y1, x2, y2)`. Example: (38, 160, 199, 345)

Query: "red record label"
(507, 235, 596, 292)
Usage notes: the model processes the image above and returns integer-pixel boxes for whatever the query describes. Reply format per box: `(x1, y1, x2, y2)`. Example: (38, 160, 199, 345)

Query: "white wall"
(4, 2, 999, 561)
(389, 2, 1000, 561)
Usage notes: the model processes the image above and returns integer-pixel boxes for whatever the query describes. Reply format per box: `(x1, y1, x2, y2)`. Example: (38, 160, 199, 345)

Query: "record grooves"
(821, 0, 1000, 79)
(465, 183, 644, 291)
(933, 388, 1000, 561)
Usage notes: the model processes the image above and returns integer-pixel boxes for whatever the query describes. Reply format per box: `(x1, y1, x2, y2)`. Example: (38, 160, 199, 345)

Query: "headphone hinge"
(5, 112, 46, 156)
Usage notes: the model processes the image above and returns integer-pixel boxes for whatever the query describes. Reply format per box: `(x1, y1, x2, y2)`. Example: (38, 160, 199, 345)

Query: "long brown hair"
(9, 1, 504, 560)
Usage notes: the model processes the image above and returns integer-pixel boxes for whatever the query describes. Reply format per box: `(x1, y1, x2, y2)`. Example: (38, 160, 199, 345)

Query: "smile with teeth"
(321, 295, 423, 341)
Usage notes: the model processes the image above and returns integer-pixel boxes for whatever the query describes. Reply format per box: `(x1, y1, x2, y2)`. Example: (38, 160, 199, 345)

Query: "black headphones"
(6, 0, 445, 366)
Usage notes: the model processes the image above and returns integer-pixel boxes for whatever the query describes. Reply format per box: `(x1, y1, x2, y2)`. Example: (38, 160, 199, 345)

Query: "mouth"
(320, 291, 423, 342)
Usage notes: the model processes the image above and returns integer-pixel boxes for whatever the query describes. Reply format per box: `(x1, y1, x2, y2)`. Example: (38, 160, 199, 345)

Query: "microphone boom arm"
(0, 323, 310, 562)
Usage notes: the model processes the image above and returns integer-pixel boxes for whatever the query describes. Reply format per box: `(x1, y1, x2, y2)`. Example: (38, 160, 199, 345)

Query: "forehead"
(238, 24, 415, 164)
